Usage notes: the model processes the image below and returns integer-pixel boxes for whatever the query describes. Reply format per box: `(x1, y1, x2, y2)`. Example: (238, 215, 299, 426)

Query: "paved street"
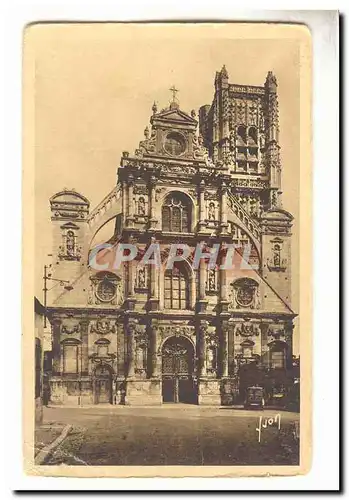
(42, 405, 300, 466)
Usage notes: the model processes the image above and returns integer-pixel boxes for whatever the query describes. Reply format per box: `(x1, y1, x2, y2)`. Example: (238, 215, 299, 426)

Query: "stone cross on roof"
(169, 85, 179, 103)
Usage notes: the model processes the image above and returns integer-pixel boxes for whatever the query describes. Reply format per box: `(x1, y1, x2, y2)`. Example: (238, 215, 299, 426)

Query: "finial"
(265, 71, 277, 90)
(221, 64, 228, 79)
(191, 109, 196, 118)
(152, 101, 158, 115)
(144, 126, 149, 139)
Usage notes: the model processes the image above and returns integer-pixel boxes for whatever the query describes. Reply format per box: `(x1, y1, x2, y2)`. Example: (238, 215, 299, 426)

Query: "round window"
(96, 280, 116, 302)
(164, 132, 186, 156)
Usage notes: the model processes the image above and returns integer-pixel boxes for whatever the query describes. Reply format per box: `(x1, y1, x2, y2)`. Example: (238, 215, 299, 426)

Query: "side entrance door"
(94, 365, 112, 404)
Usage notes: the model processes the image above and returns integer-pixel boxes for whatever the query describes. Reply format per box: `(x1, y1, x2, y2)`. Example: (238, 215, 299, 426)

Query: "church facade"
(47, 67, 296, 406)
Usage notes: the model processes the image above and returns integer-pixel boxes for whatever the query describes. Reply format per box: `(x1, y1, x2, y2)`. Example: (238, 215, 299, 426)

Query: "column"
(228, 321, 235, 376)
(80, 319, 89, 375)
(198, 180, 206, 231)
(128, 261, 135, 297)
(199, 257, 206, 301)
(197, 253, 207, 313)
(150, 323, 160, 377)
(148, 237, 159, 310)
(220, 181, 229, 234)
(127, 321, 136, 378)
(219, 252, 229, 313)
(221, 321, 229, 378)
(126, 176, 134, 227)
(149, 176, 157, 229)
(199, 322, 207, 377)
(122, 181, 127, 224)
(51, 319, 62, 375)
(126, 235, 136, 310)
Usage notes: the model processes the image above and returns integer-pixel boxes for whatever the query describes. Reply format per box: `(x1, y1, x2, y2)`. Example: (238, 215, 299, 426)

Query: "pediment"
(50, 190, 89, 206)
(154, 108, 197, 125)
(240, 339, 255, 347)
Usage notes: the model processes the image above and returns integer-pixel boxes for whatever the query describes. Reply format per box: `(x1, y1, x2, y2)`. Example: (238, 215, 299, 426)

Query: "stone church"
(47, 66, 296, 406)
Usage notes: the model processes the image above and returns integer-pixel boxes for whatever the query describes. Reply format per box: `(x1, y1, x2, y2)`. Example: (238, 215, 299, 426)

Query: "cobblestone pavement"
(43, 405, 300, 466)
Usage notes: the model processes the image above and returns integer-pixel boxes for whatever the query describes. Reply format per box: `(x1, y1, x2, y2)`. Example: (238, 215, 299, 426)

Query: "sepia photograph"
(22, 22, 312, 477)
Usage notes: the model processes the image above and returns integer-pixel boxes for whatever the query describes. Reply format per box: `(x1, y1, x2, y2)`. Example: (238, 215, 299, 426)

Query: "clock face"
(164, 132, 186, 156)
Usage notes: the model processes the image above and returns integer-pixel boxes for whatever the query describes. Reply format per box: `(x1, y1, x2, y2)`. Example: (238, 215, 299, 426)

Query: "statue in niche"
(208, 202, 215, 220)
(138, 196, 146, 216)
(207, 346, 217, 373)
(137, 267, 146, 288)
(273, 244, 281, 267)
(66, 230, 75, 256)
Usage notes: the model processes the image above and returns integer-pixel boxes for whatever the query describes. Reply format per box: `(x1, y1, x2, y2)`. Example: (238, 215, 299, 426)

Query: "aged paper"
(23, 22, 312, 477)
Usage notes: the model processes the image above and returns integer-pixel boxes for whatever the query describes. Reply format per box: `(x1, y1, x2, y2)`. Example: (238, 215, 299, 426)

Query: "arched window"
(248, 126, 258, 145)
(164, 264, 190, 310)
(237, 125, 247, 144)
(162, 192, 191, 233)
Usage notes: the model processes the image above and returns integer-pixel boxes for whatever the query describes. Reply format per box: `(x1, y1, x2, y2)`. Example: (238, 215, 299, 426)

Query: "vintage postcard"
(23, 22, 312, 477)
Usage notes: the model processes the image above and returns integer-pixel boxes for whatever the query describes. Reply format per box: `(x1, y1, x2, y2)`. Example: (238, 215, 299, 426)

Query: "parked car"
(244, 386, 265, 410)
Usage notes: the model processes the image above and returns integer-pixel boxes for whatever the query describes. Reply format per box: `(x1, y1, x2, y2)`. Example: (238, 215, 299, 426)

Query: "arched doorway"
(93, 364, 113, 404)
(161, 336, 196, 404)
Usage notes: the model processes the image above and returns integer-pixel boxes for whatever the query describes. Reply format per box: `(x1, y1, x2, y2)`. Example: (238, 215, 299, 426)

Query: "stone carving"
(90, 320, 116, 335)
(61, 323, 80, 335)
(135, 326, 148, 348)
(235, 323, 260, 338)
(138, 128, 157, 154)
(58, 230, 82, 261)
(88, 274, 123, 306)
(205, 329, 219, 347)
(230, 178, 268, 189)
(137, 196, 146, 215)
(267, 242, 287, 271)
(228, 279, 260, 310)
(207, 269, 217, 292)
(136, 266, 147, 289)
(267, 324, 286, 340)
(248, 102, 258, 126)
(161, 164, 196, 176)
(158, 326, 195, 344)
(134, 185, 148, 196)
(205, 329, 219, 374)
(134, 326, 148, 374)
(192, 134, 209, 159)
(204, 191, 219, 201)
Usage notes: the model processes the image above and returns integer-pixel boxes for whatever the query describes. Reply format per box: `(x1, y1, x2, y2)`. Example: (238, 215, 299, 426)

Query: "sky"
(29, 23, 301, 353)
